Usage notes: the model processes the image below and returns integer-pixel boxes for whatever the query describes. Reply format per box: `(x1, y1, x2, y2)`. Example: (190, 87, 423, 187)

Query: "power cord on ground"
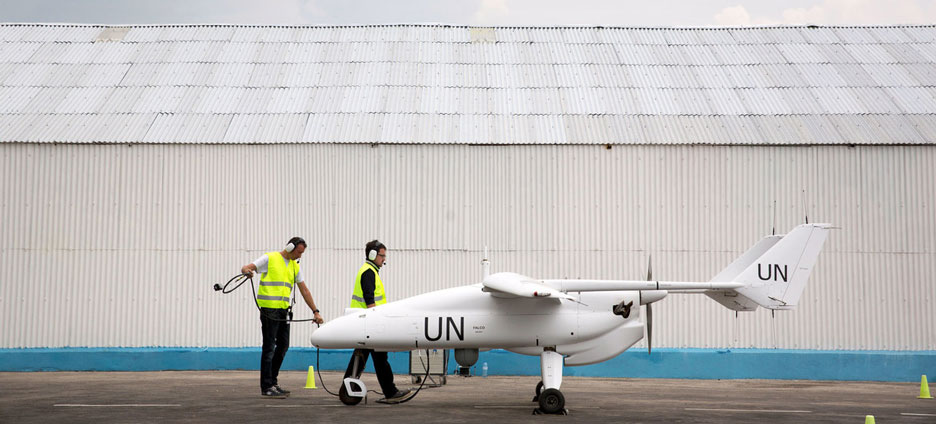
(395, 349, 434, 404)
(314, 342, 340, 397)
(314, 342, 435, 403)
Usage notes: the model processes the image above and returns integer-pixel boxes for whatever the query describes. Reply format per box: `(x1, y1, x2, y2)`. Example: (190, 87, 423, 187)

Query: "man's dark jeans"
(260, 308, 290, 391)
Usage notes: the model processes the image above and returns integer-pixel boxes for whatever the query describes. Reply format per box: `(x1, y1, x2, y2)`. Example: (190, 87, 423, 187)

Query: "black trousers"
(343, 349, 398, 397)
(260, 308, 290, 390)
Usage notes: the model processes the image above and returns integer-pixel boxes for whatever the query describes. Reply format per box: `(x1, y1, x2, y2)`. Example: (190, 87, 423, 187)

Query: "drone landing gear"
(532, 349, 568, 415)
(339, 349, 368, 406)
(533, 388, 567, 415)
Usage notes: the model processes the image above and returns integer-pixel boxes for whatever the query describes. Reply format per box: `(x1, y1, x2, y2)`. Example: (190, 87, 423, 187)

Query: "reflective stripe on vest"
(350, 295, 385, 304)
(258, 251, 298, 309)
(257, 295, 290, 303)
(351, 262, 386, 308)
(259, 280, 294, 288)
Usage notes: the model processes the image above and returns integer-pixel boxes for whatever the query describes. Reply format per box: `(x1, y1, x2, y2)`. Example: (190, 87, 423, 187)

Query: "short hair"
(366, 239, 386, 256)
(288, 236, 307, 248)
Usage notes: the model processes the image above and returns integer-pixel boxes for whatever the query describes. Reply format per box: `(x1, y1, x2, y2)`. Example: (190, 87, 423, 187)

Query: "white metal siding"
(1, 143, 933, 350)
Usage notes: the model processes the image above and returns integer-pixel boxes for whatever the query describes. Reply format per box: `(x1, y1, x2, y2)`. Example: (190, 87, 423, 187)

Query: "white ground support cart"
(409, 349, 448, 386)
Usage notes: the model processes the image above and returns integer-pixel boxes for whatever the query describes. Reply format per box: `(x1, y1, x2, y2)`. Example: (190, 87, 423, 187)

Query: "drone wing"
(482, 272, 575, 300)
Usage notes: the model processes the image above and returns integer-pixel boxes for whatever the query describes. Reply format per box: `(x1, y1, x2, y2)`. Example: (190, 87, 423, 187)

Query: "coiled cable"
(214, 273, 318, 322)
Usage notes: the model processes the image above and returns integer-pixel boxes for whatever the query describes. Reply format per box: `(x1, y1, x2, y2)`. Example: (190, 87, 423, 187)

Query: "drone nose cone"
(310, 313, 365, 349)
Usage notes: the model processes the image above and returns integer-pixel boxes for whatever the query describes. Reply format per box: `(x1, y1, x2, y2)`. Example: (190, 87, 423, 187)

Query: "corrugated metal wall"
(2, 143, 934, 350)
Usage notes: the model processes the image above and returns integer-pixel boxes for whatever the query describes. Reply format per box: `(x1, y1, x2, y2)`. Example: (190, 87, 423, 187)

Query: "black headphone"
(366, 240, 385, 261)
(285, 237, 306, 253)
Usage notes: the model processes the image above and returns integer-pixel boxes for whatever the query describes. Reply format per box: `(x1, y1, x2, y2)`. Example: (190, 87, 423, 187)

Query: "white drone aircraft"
(310, 223, 832, 414)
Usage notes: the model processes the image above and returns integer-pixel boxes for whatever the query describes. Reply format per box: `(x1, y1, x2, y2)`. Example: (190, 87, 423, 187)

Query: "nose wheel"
(339, 382, 363, 406)
(339, 349, 367, 406)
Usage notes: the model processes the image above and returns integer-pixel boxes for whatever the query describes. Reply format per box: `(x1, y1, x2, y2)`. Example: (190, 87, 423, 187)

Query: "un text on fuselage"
(424, 316, 465, 341)
(758, 263, 788, 282)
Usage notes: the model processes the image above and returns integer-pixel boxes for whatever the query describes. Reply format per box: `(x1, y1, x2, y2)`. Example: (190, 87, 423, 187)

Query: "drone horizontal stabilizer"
(543, 279, 744, 292)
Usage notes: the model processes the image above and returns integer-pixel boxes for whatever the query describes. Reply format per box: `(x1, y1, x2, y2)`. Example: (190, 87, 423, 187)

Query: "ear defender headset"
(366, 240, 384, 261)
(285, 237, 305, 253)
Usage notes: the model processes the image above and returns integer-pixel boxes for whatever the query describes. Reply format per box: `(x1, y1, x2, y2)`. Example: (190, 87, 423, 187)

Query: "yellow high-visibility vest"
(350, 262, 386, 308)
(257, 252, 299, 309)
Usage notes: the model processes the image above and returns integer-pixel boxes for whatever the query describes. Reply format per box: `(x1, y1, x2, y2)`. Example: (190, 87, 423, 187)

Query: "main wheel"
(538, 388, 565, 414)
(532, 380, 544, 401)
(338, 382, 363, 406)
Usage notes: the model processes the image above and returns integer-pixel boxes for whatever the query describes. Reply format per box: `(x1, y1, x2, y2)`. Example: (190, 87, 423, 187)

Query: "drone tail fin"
(707, 223, 832, 311)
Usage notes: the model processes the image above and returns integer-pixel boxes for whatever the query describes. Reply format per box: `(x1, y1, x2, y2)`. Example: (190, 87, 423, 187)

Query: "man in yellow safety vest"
(241, 237, 324, 398)
(341, 240, 415, 404)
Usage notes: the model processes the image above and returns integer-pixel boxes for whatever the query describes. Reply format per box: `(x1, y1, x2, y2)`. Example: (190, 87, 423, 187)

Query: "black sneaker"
(273, 385, 290, 395)
(261, 387, 287, 399)
(377, 389, 415, 404)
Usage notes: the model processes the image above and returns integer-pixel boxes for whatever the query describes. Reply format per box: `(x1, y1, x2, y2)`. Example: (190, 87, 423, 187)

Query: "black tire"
(538, 388, 565, 414)
(532, 380, 544, 401)
(338, 383, 363, 406)
(411, 375, 421, 384)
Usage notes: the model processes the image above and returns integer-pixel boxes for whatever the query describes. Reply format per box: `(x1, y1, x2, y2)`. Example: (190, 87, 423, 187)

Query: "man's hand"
(241, 265, 254, 277)
(313, 311, 324, 324)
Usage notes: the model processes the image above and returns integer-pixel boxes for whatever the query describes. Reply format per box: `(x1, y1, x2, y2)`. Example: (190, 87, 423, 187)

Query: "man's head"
(366, 239, 386, 267)
(284, 236, 307, 260)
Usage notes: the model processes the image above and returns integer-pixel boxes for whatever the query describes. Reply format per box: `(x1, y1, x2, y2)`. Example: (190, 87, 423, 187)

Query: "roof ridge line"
(1, 22, 936, 30)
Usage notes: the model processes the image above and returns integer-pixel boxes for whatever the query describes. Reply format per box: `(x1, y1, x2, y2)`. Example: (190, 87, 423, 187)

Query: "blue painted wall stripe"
(0, 348, 932, 382)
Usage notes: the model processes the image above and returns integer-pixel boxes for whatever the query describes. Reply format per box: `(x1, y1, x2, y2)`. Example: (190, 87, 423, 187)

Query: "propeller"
(646, 256, 652, 355)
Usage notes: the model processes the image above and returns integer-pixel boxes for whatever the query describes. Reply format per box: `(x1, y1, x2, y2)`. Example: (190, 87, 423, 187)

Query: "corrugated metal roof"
(0, 23, 935, 145)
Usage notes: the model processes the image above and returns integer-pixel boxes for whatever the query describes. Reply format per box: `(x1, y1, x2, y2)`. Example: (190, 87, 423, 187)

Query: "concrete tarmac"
(1, 371, 934, 423)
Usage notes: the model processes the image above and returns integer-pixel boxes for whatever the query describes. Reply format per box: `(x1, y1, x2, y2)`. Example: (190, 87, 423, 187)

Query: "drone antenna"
(802, 189, 809, 224)
(771, 200, 777, 235)
(481, 246, 490, 279)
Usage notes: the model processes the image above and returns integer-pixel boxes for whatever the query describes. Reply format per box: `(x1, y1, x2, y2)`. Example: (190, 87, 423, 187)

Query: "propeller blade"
(646, 256, 653, 355)
(647, 302, 652, 355)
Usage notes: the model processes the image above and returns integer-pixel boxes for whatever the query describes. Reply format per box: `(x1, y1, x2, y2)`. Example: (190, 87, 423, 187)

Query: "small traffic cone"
(304, 366, 317, 389)
(920, 375, 932, 399)
(864, 415, 875, 424)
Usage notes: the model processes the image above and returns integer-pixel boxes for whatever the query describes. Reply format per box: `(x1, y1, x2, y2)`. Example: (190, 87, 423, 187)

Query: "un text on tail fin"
(731, 223, 832, 310)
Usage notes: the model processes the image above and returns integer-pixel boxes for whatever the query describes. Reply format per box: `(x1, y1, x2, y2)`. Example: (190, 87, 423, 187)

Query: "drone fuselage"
(310, 284, 645, 366)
